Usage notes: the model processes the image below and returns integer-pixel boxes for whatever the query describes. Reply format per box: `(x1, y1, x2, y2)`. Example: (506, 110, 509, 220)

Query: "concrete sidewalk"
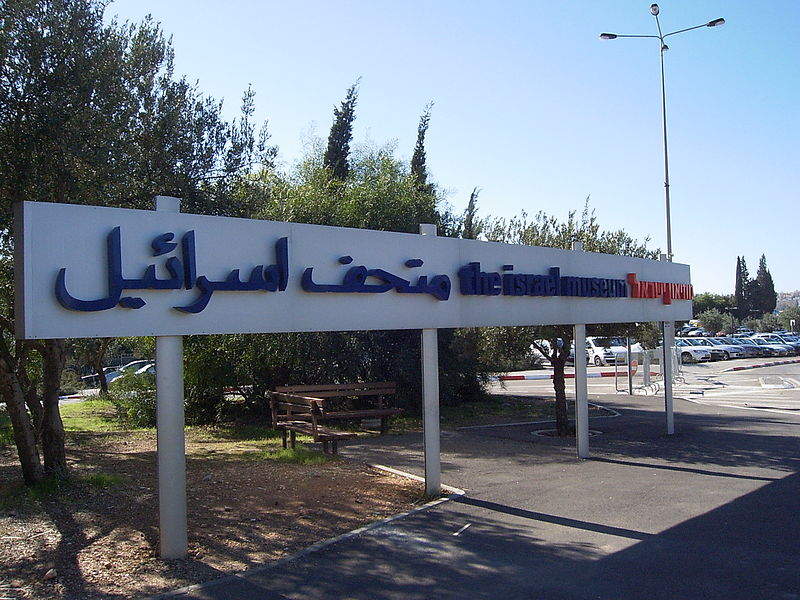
(156, 394, 800, 599)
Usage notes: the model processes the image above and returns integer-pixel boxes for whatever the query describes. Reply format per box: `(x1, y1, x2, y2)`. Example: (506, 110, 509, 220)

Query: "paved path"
(157, 391, 800, 600)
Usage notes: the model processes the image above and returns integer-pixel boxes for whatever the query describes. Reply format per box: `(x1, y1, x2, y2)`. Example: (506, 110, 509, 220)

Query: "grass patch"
(201, 422, 283, 443)
(61, 396, 127, 433)
(0, 482, 29, 510)
(247, 447, 333, 465)
(185, 423, 286, 458)
(410, 489, 446, 505)
(0, 476, 73, 509)
(2, 397, 127, 450)
(0, 472, 125, 510)
(81, 472, 125, 488)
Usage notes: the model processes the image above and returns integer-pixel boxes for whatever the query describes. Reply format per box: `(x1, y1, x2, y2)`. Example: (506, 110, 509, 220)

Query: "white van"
(585, 336, 642, 367)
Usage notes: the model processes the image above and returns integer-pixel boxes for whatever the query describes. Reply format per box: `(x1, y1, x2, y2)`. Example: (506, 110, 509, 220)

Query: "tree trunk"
(17, 343, 44, 439)
(93, 338, 112, 395)
(41, 339, 68, 478)
(549, 329, 573, 437)
(0, 332, 45, 485)
(0, 367, 44, 485)
(551, 355, 571, 436)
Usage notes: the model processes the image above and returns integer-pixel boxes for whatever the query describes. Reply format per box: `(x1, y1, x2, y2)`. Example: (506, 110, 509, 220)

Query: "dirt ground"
(0, 431, 424, 599)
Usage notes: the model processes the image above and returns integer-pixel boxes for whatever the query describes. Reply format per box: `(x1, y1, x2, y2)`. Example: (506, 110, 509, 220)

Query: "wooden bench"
(273, 382, 402, 435)
(270, 394, 358, 455)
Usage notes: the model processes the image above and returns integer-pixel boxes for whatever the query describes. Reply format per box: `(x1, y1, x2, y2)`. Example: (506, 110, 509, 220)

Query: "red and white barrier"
(496, 360, 659, 381)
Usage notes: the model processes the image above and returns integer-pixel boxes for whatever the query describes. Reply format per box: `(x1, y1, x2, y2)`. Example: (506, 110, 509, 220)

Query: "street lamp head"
(650, 4, 660, 16)
(599, 32, 618, 40)
(707, 18, 725, 27)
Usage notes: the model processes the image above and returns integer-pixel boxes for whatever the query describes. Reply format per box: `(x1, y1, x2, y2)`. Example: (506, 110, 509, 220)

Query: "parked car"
(754, 334, 800, 355)
(678, 337, 726, 361)
(80, 366, 120, 387)
(720, 337, 763, 358)
(585, 337, 643, 367)
(531, 340, 589, 365)
(686, 328, 709, 337)
(104, 359, 154, 384)
(134, 363, 156, 376)
(749, 337, 789, 357)
(675, 339, 712, 363)
(700, 337, 746, 360)
(781, 334, 800, 349)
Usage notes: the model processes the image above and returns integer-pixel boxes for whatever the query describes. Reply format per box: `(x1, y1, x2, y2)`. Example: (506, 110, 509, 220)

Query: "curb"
(145, 465, 463, 600)
(721, 358, 800, 373)
(370, 463, 466, 496)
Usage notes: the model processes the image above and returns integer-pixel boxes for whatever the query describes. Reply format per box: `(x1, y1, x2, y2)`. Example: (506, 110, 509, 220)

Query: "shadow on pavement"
(166, 471, 800, 599)
(163, 393, 800, 599)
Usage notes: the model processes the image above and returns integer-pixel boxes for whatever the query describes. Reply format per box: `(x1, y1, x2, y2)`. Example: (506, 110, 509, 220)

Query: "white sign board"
(15, 201, 693, 339)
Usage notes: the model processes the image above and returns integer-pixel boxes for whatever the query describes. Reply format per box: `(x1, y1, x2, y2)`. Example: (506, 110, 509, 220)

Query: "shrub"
(0, 409, 13, 449)
(59, 369, 86, 395)
(185, 385, 225, 425)
(107, 372, 156, 427)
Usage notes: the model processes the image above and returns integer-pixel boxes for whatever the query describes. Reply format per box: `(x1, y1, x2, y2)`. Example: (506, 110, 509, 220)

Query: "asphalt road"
(156, 360, 800, 600)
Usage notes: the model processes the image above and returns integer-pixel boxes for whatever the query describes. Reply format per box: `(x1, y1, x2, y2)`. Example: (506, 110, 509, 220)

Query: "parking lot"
(490, 357, 800, 416)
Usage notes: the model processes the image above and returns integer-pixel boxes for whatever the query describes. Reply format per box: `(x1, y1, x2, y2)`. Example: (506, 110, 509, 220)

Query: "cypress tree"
(734, 256, 747, 321)
(411, 102, 433, 194)
(323, 80, 359, 180)
(462, 187, 480, 240)
(754, 254, 777, 315)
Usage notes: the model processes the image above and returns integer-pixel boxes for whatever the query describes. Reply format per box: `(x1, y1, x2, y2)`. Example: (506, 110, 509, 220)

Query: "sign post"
(420, 224, 441, 496)
(574, 322, 589, 458)
(571, 242, 590, 458)
(154, 197, 187, 559)
(662, 320, 675, 435)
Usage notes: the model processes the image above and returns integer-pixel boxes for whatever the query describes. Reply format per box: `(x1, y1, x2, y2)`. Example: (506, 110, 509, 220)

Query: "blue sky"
(107, 1, 799, 294)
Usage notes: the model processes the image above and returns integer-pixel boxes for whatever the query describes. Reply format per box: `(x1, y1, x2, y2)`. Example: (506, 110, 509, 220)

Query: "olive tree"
(0, 0, 272, 483)
(482, 200, 659, 436)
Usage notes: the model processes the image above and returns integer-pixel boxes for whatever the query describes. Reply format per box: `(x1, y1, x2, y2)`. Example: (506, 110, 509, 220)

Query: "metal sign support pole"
(155, 196, 187, 559)
(662, 320, 675, 435)
(420, 223, 441, 496)
(574, 323, 589, 458)
(626, 336, 634, 394)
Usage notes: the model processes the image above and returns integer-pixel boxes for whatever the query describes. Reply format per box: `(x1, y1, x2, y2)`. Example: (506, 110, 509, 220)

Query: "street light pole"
(657, 18, 672, 263)
(600, 4, 724, 262)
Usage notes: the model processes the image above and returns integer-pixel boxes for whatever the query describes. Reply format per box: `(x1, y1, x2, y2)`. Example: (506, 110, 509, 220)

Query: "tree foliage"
(695, 309, 731, 335)
(459, 187, 482, 240)
(183, 141, 483, 414)
(777, 306, 800, 333)
(481, 199, 658, 436)
(733, 255, 776, 321)
(172, 143, 440, 418)
(692, 292, 734, 317)
(0, 0, 270, 484)
(484, 199, 658, 259)
(753, 254, 777, 315)
(410, 102, 434, 194)
(734, 256, 747, 321)
(323, 80, 359, 180)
